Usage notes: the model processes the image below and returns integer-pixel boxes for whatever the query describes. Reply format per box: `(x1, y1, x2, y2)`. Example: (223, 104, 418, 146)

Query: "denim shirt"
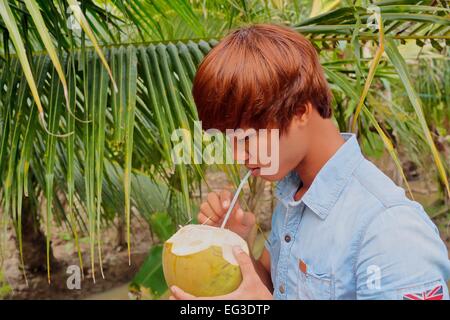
(265, 133, 450, 300)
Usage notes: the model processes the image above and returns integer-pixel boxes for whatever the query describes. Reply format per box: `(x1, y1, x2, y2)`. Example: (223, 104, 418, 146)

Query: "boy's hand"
(169, 246, 272, 300)
(198, 190, 256, 241)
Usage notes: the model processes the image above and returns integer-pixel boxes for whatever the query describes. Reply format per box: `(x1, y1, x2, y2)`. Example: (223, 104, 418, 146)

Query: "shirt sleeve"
(356, 204, 450, 300)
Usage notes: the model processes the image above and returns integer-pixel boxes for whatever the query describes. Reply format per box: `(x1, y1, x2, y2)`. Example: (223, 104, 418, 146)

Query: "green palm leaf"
(0, 0, 448, 288)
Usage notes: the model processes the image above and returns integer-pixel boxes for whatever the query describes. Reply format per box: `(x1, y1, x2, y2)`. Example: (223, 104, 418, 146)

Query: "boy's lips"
(250, 167, 261, 176)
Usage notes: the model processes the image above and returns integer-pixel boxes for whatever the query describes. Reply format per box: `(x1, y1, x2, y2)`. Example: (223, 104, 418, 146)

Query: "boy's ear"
(295, 102, 313, 127)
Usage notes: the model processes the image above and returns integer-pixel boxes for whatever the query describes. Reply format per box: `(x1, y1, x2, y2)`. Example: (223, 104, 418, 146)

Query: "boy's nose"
(234, 149, 249, 162)
(232, 143, 249, 162)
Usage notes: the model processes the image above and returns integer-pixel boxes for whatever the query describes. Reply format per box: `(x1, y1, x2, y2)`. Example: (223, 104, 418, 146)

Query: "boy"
(170, 24, 450, 300)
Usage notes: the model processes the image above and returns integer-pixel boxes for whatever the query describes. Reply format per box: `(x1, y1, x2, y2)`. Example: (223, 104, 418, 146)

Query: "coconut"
(162, 224, 249, 297)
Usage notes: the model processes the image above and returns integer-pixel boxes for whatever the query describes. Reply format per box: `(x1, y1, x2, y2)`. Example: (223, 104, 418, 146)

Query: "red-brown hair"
(192, 23, 332, 133)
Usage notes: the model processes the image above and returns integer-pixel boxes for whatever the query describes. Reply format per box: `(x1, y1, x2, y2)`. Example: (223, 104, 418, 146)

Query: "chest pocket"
(297, 259, 334, 300)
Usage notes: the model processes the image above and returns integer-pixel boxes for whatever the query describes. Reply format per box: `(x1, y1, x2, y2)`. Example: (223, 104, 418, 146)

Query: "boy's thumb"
(232, 246, 255, 279)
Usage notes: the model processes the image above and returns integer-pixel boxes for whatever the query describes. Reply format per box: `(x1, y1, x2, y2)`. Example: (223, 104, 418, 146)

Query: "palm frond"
(0, 0, 449, 284)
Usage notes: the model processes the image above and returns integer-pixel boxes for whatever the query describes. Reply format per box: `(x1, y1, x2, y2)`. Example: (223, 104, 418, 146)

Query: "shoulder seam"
(352, 166, 409, 209)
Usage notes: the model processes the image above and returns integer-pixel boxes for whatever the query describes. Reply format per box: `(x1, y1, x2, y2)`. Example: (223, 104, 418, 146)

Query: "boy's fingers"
(199, 202, 220, 222)
(219, 190, 232, 209)
(207, 192, 223, 216)
(220, 190, 242, 220)
(232, 246, 256, 280)
(242, 210, 256, 227)
(170, 286, 196, 300)
(235, 208, 244, 224)
(234, 209, 255, 227)
(198, 212, 216, 226)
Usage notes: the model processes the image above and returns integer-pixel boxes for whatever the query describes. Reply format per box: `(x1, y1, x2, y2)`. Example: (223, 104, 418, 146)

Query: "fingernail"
(170, 286, 177, 294)
(222, 200, 229, 208)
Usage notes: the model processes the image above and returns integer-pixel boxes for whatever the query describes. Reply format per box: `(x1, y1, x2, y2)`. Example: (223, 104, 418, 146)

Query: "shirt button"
(284, 234, 291, 242)
(279, 284, 285, 294)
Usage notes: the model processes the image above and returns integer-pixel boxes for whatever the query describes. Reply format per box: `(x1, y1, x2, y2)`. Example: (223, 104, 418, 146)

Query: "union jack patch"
(402, 285, 444, 300)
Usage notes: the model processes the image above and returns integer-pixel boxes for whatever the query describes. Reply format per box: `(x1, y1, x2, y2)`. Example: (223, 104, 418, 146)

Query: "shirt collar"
(275, 133, 364, 220)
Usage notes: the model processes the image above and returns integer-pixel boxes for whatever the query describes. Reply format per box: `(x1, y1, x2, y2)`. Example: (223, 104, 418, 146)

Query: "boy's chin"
(255, 167, 295, 182)
(255, 170, 283, 182)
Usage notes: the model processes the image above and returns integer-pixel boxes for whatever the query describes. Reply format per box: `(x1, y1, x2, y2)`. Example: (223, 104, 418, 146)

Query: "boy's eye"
(244, 136, 250, 149)
(239, 136, 252, 152)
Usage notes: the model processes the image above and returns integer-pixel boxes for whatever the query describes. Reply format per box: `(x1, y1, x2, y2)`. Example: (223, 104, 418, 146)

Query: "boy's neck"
(294, 119, 345, 196)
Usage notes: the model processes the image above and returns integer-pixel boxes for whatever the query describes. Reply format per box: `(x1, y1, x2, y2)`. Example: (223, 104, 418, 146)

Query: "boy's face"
(229, 114, 310, 182)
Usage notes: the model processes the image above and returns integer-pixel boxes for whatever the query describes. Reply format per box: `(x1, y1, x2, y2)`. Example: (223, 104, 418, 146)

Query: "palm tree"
(0, 0, 448, 293)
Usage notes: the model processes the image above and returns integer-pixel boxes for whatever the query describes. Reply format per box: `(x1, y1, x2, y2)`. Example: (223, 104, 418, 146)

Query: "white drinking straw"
(220, 170, 252, 229)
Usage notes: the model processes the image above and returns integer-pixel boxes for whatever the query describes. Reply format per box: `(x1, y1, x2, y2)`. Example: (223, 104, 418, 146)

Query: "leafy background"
(0, 0, 449, 299)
